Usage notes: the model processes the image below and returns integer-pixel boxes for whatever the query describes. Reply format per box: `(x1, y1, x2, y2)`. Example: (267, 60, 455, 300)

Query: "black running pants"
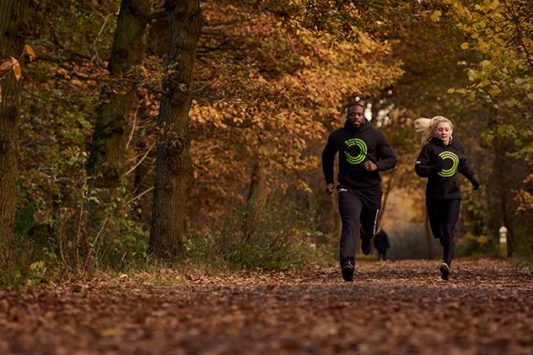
(426, 198, 460, 267)
(338, 189, 379, 266)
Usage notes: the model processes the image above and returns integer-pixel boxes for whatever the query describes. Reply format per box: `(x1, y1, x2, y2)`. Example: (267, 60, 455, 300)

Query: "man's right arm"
(322, 134, 338, 193)
(375, 132, 397, 171)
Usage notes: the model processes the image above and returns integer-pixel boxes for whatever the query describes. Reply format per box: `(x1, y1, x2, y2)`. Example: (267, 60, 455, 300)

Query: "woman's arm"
(414, 144, 443, 178)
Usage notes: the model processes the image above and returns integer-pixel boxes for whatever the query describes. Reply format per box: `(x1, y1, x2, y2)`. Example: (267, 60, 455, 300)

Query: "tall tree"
(0, 1, 27, 264)
(86, 0, 151, 188)
(0, 0, 27, 268)
(149, 0, 201, 259)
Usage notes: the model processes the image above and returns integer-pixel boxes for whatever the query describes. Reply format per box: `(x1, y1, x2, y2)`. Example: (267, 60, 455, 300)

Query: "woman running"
(414, 116, 480, 280)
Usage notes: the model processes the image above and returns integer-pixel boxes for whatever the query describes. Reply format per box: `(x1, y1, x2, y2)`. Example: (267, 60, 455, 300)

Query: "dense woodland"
(0, 0, 531, 284)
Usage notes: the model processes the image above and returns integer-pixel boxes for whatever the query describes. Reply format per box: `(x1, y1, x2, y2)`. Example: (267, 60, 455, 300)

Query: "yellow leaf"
(477, 41, 489, 52)
(489, 85, 501, 96)
(101, 328, 120, 337)
(24, 44, 37, 61)
(30, 260, 45, 270)
(430, 11, 442, 22)
(461, 42, 470, 49)
(477, 79, 491, 88)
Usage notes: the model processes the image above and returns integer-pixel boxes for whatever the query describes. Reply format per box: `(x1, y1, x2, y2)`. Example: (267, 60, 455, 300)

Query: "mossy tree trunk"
(83, 0, 151, 269)
(149, 0, 201, 260)
(86, 0, 151, 188)
(0, 0, 27, 270)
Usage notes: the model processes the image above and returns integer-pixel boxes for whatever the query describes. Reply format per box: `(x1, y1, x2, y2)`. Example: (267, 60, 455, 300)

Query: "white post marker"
(499, 226, 508, 257)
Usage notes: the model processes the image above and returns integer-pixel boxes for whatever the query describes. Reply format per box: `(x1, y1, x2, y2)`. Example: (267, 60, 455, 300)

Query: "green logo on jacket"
(438, 151, 459, 177)
(344, 138, 367, 165)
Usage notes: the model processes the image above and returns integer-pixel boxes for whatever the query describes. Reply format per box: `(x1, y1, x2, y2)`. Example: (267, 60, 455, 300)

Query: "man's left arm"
(375, 132, 397, 172)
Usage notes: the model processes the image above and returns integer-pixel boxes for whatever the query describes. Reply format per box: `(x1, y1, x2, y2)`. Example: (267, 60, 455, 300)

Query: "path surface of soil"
(1, 259, 532, 354)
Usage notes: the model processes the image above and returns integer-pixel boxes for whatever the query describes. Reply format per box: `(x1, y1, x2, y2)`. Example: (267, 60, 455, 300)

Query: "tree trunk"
(149, 0, 201, 260)
(0, 0, 27, 269)
(86, 0, 151, 188)
(242, 159, 268, 239)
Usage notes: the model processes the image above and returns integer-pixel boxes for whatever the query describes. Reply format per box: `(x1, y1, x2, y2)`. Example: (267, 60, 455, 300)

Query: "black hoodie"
(322, 120, 397, 207)
(415, 137, 479, 200)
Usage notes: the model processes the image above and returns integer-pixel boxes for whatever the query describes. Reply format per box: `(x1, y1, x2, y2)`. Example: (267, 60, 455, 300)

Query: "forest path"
(1, 259, 532, 354)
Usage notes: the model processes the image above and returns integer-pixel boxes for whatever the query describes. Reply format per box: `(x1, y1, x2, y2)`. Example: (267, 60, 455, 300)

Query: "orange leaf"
(0, 57, 20, 80)
(24, 44, 37, 61)
(11, 58, 22, 81)
(0, 58, 15, 76)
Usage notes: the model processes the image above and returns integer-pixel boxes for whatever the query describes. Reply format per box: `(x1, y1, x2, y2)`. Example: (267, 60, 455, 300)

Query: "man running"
(322, 101, 397, 282)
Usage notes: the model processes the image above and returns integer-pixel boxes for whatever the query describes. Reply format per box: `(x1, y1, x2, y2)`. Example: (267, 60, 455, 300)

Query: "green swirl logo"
(438, 151, 459, 177)
(344, 138, 367, 165)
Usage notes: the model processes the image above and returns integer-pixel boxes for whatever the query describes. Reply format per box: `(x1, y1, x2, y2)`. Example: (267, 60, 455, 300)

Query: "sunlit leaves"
(186, 1, 403, 221)
(446, 0, 532, 126)
(445, 0, 532, 216)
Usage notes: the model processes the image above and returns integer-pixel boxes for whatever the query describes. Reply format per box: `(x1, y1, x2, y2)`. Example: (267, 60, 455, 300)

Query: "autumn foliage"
(0, 0, 530, 283)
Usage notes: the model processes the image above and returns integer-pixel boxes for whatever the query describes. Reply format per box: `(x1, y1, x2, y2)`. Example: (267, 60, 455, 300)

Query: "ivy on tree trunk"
(149, 0, 201, 260)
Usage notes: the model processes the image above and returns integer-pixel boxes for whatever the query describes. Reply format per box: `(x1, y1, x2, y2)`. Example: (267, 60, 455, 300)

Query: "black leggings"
(426, 198, 460, 267)
(338, 189, 379, 265)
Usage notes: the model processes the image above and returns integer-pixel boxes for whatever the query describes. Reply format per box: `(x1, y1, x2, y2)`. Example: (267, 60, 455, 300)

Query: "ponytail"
(414, 116, 453, 146)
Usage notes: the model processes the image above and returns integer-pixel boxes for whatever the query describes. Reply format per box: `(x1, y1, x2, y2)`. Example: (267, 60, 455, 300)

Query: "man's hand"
(326, 183, 336, 195)
(363, 160, 378, 172)
(471, 177, 481, 191)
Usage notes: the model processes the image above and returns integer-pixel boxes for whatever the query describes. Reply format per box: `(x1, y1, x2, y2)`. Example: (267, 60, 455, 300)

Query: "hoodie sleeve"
(415, 144, 441, 177)
(457, 144, 480, 187)
(321, 133, 338, 184)
(375, 131, 397, 172)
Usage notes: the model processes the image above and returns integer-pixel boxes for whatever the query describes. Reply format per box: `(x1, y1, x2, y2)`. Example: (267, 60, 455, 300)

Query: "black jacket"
(322, 121, 397, 207)
(415, 137, 479, 200)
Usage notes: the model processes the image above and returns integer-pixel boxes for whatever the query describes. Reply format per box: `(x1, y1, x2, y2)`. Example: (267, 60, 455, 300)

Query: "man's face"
(347, 105, 365, 127)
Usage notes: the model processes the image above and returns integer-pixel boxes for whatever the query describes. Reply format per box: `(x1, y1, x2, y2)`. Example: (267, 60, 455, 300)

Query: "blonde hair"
(414, 116, 454, 146)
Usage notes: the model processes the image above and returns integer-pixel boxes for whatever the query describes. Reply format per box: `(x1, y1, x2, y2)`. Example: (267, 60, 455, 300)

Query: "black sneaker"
(439, 263, 450, 280)
(361, 237, 372, 255)
(341, 261, 354, 282)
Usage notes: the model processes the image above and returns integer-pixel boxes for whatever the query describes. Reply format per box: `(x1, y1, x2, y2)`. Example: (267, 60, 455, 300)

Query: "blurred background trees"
(1, 0, 530, 281)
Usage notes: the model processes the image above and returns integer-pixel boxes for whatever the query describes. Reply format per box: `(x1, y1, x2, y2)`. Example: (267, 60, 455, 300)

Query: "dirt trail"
(0, 259, 532, 354)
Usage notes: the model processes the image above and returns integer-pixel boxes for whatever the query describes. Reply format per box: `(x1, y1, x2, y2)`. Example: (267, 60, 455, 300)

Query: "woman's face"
(435, 121, 453, 142)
